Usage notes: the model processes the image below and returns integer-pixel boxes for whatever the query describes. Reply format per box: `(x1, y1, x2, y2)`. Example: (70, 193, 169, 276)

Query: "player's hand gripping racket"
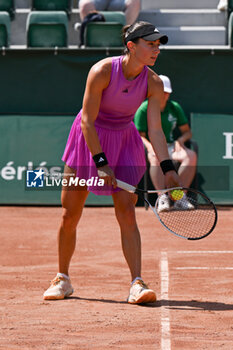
(116, 179, 217, 240)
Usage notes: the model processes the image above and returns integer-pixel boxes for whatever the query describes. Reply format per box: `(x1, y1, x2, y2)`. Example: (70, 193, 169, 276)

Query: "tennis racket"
(116, 179, 217, 240)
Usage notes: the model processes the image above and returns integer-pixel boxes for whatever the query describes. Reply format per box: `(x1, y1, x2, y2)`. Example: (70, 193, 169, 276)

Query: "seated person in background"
(134, 75, 197, 211)
(79, 0, 141, 25)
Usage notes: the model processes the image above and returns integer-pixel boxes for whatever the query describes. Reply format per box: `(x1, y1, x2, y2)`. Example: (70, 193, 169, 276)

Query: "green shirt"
(134, 100, 188, 144)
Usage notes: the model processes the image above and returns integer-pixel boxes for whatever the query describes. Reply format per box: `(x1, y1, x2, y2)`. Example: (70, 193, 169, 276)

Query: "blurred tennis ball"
(170, 189, 184, 201)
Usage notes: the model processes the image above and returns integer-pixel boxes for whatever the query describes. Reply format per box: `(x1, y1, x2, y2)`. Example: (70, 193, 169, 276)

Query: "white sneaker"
(174, 194, 194, 210)
(43, 273, 74, 300)
(217, 0, 227, 11)
(157, 194, 170, 213)
(127, 279, 156, 304)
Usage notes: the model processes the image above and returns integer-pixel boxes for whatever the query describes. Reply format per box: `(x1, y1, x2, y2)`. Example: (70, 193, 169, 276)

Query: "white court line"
(0, 262, 84, 273)
(160, 251, 171, 350)
(175, 267, 233, 270)
(176, 251, 233, 254)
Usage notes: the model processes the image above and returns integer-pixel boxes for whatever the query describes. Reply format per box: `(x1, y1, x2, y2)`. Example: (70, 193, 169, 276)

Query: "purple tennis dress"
(62, 56, 147, 195)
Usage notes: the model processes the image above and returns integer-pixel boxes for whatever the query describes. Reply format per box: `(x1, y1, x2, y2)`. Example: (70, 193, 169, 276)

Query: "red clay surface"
(0, 206, 233, 349)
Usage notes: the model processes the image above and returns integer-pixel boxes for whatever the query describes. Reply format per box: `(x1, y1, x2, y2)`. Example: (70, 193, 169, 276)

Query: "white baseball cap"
(159, 75, 172, 93)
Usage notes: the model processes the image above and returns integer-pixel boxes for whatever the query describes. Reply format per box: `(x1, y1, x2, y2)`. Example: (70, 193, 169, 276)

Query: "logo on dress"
(122, 88, 128, 93)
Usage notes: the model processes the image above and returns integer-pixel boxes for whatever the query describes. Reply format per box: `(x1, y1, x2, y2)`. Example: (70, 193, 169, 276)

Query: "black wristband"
(93, 152, 108, 168)
(160, 159, 176, 175)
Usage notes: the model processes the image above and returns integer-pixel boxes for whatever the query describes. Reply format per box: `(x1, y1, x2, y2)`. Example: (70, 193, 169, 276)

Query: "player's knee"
(116, 205, 137, 228)
(61, 210, 79, 232)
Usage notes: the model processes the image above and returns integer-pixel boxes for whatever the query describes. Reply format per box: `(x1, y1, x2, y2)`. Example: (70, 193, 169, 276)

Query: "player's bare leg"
(43, 165, 88, 300)
(112, 189, 141, 280)
(58, 165, 89, 276)
(112, 189, 156, 304)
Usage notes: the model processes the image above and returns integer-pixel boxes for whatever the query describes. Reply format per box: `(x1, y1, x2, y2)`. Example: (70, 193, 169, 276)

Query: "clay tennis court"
(1, 205, 232, 349)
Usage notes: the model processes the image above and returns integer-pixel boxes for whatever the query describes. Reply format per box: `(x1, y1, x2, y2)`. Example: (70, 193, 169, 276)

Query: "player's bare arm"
(147, 70, 180, 187)
(81, 58, 111, 155)
(147, 70, 171, 161)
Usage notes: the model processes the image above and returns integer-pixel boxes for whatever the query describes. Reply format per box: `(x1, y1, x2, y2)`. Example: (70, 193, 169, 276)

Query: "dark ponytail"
(122, 23, 140, 54)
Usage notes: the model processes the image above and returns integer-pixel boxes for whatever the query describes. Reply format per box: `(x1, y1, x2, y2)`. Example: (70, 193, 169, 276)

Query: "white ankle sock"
(57, 272, 69, 280)
(131, 277, 142, 285)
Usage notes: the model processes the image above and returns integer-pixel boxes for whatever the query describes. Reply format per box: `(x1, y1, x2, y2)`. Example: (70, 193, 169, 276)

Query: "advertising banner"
(191, 113, 233, 204)
(0, 115, 113, 205)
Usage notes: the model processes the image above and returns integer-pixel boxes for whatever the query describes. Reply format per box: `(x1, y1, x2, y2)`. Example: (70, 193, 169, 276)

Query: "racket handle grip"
(116, 179, 136, 193)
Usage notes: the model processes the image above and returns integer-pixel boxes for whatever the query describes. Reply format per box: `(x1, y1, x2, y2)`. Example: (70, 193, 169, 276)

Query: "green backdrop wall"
(0, 115, 113, 205)
(191, 113, 233, 204)
(0, 48, 232, 116)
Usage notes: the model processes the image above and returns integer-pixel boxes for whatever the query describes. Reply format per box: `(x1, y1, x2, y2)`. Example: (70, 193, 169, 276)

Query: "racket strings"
(155, 191, 216, 239)
(159, 209, 215, 238)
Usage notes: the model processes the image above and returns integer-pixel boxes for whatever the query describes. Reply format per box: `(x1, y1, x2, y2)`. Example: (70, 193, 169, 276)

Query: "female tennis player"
(43, 21, 180, 304)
